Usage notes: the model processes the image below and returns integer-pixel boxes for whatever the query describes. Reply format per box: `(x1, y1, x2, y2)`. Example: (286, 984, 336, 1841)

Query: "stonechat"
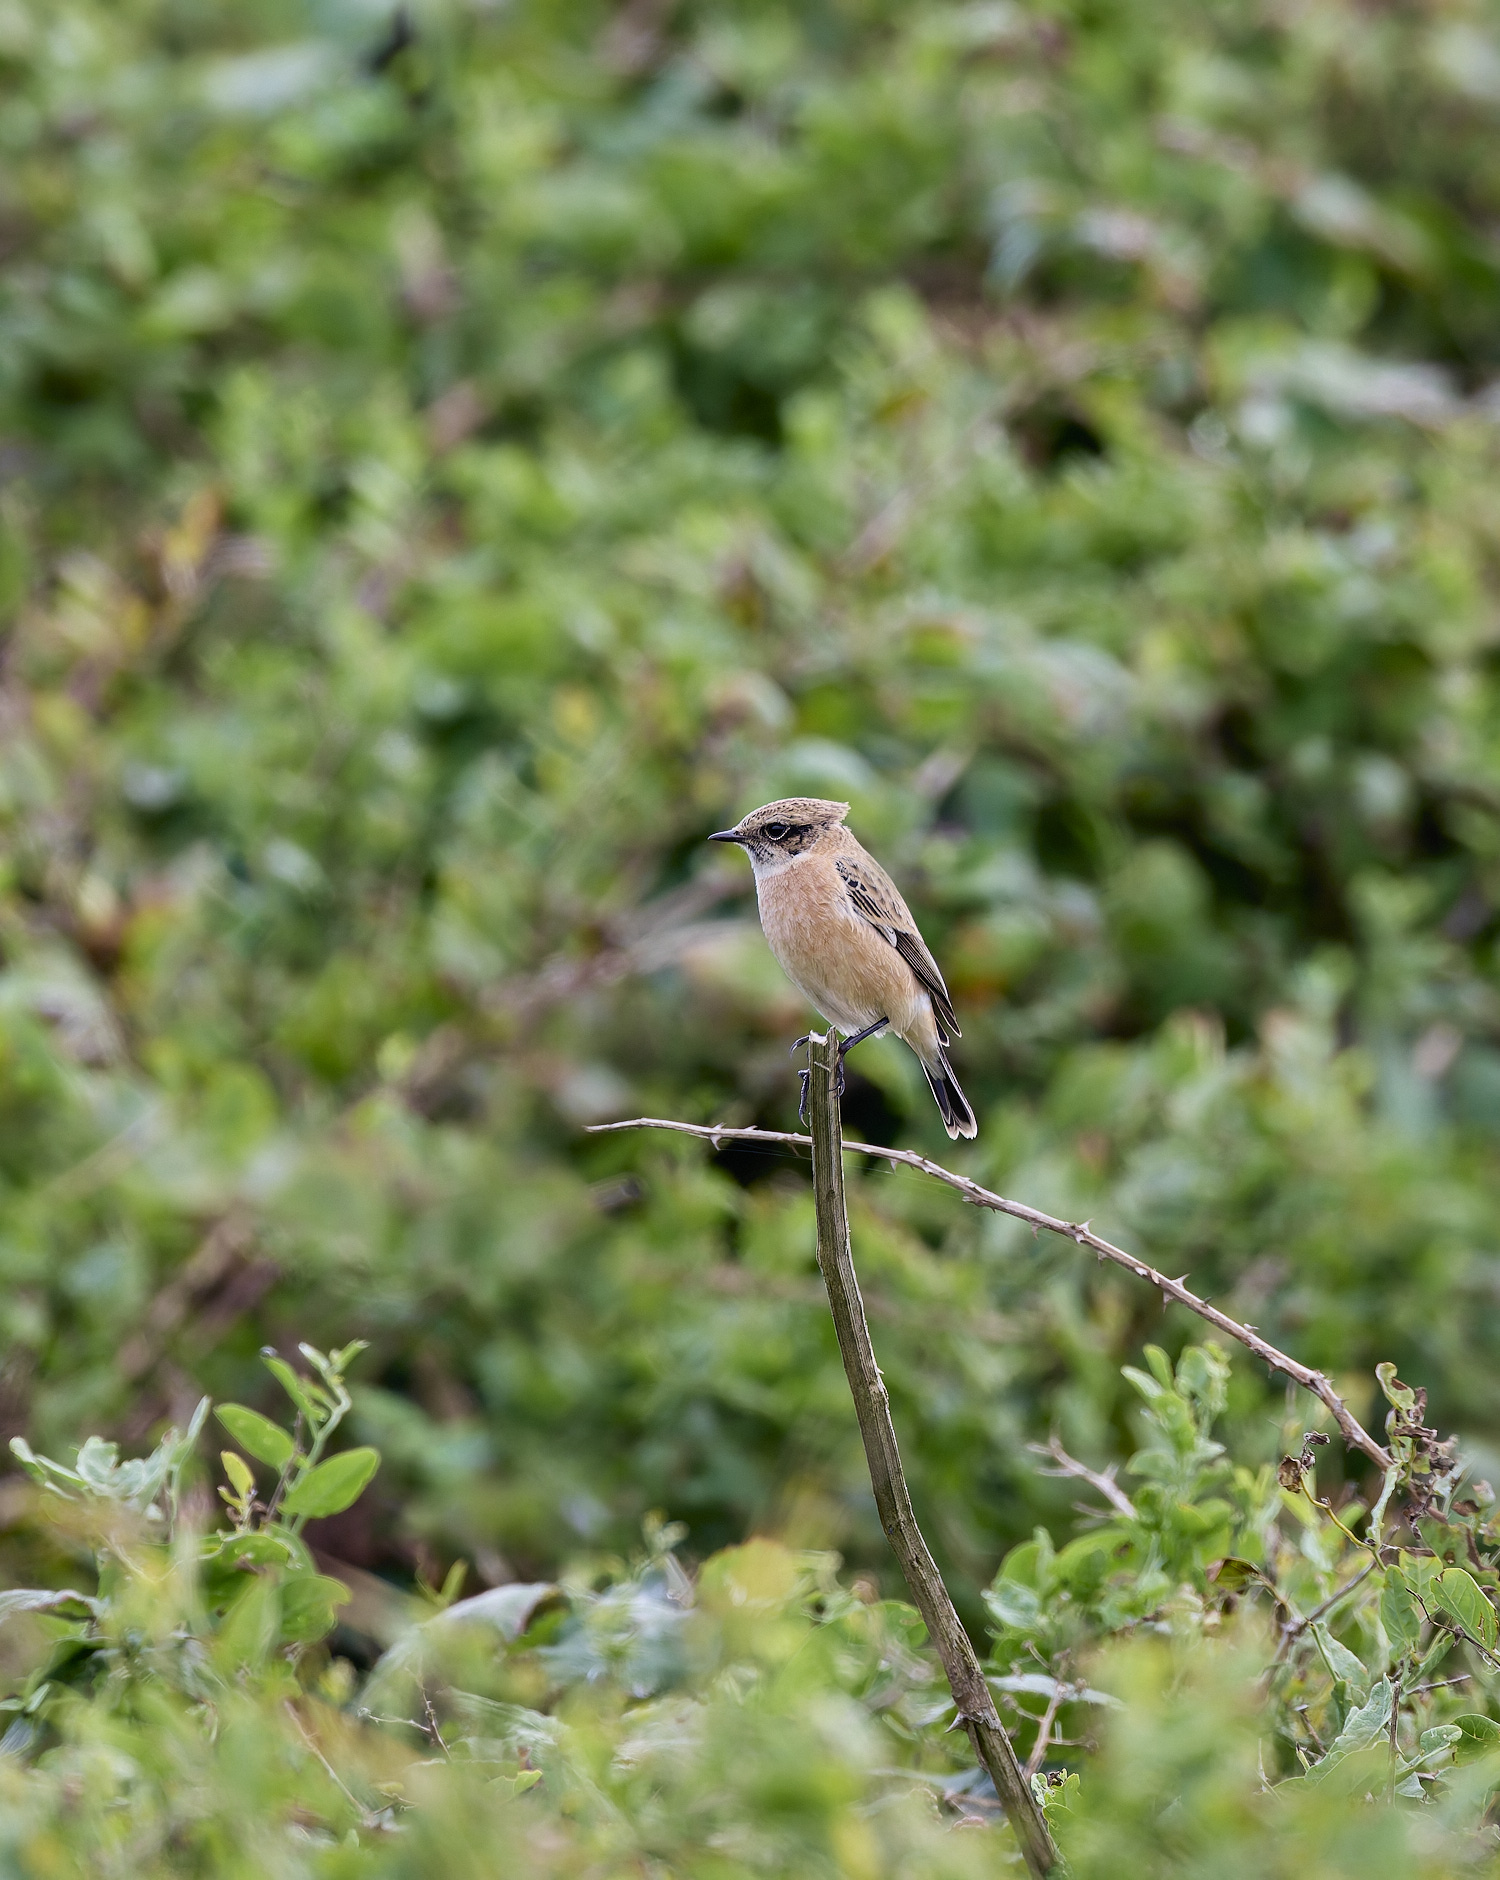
(709, 797, 977, 1138)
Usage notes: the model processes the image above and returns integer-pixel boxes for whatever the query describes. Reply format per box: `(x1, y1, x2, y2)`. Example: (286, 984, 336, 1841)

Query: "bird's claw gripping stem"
(795, 1018, 888, 1117)
(796, 1059, 847, 1121)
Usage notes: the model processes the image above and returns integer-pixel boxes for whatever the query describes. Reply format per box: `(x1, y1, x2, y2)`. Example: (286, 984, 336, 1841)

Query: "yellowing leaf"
(221, 1450, 254, 1499)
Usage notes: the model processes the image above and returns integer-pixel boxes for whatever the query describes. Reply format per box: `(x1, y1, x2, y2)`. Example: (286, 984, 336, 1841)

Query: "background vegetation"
(7, 0, 1500, 1869)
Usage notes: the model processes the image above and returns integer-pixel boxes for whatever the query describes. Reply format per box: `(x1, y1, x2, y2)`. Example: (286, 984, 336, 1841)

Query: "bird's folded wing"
(834, 854, 960, 1039)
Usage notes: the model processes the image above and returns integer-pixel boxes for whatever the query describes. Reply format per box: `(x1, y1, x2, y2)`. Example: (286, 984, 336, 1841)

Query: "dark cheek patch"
(747, 824, 820, 861)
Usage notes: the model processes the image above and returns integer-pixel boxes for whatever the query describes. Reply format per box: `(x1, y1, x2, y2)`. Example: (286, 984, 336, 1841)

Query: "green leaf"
(983, 1581, 1042, 1632)
(1367, 1463, 1402, 1542)
(1121, 1364, 1168, 1405)
(1413, 1627, 1455, 1683)
(1054, 1532, 1111, 1595)
(1207, 1557, 1264, 1593)
(1313, 1622, 1371, 1702)
(278, 1572, 351, 1644)
(1376, 1362, 1417, 1412)
(7, 1438, 84, 1495)
(206, 1531, 296, 1571)
(1143, 1345, 1175, 1390)
(1453, 1713, 1500, 1762)
(995, 1534, 1053, 1590)
(280, 1446, 380, 1519)
(1320, 1677, 1393, 1768)
(1401, 1551, 1444, 1598)
(216, 1405, 295, 1471)
(298, 1343, 338, 1387)
(213, 1574, 279, 1673)
(434, 1583, 565, 1642)
(74, 1436, 121, 1491)
(434, 1559, 467, 1610)
(1431, 1568, 1498, 1651)
(0, 1588, 98, 1623)
(1381, 1567, 1421, 1660)
(1417, 1517, 1471, 1564)
(260, 1351, 319, 1425)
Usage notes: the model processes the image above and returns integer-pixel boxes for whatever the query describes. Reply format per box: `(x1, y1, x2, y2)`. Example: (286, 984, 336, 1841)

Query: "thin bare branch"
(117, 1212, 258, 1383)
(1029, 1435, 1138, 1519)
(586, 1116, 1392, 1471)
(283, 1701, 379, 1829)
(483, 880, 744, 1025)
(1302, 1559, 1378, 1628)
(1024, 1678, 1069, 1781)
(1269, 1560, 1381, 1673)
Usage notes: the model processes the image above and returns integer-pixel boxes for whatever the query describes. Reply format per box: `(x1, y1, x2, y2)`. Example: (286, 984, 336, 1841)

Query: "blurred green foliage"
(9, 0, 1500, 1862)
(7, 1344, 1500, 1874)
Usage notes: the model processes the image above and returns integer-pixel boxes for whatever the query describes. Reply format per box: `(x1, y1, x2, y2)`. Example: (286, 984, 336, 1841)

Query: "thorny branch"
(587, 1116, 1392, 1471)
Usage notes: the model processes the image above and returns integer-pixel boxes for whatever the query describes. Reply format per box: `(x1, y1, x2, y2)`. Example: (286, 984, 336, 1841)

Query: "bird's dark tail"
(921, 1045, 977, 1140)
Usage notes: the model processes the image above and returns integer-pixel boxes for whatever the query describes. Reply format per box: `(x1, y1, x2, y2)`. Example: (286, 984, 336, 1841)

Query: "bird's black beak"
(707, 829, 744, 844)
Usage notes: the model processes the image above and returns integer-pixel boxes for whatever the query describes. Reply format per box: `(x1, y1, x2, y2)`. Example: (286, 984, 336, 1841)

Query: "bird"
(708, 797, 977, 1139)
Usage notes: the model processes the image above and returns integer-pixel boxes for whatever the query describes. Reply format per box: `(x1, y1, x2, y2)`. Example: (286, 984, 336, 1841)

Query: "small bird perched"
(709, 797, 977, 1139)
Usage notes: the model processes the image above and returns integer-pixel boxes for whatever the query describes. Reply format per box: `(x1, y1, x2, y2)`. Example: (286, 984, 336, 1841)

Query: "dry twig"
(1029, 1434, 1138, 1520)
(117, 1212, 262, 1383)
(1024, 1676, 1071, 1781)
(798, 1034, 1057, 1876)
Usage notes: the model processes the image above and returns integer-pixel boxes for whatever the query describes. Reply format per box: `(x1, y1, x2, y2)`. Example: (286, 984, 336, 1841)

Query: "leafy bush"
(8, 0, 1500, 1594)
(9, 0, 1500, 1865)
(0, 1345, 997, 1874)
(7, 1341, 1500, 1874)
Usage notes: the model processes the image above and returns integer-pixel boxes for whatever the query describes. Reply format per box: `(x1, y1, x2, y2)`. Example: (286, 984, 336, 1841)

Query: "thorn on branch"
(584, 1117, 1393, 1472)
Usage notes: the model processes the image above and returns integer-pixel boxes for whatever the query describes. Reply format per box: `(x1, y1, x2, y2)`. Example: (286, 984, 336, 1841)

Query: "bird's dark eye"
(764, 821, 788, 840)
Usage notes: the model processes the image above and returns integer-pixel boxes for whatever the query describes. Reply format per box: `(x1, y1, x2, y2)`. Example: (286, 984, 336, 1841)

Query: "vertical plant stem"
(1387, 1670, 1402, 1801)
(804, 1031, 1059, 1877)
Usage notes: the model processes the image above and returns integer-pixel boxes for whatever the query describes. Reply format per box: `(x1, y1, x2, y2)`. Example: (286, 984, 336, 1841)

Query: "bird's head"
(708, 798, 850, 870)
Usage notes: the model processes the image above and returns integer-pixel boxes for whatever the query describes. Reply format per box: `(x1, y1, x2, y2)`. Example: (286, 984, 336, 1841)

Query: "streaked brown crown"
(710, 797, 850, 861)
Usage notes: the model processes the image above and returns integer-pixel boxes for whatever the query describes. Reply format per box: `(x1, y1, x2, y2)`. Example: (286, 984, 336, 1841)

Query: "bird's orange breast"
(755, 856, 932, 1039)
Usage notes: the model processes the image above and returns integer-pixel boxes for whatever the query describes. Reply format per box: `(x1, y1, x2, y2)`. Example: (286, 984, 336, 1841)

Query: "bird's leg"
(837, 1016, 889, 1057)
(834, 1016, 888, 1097)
